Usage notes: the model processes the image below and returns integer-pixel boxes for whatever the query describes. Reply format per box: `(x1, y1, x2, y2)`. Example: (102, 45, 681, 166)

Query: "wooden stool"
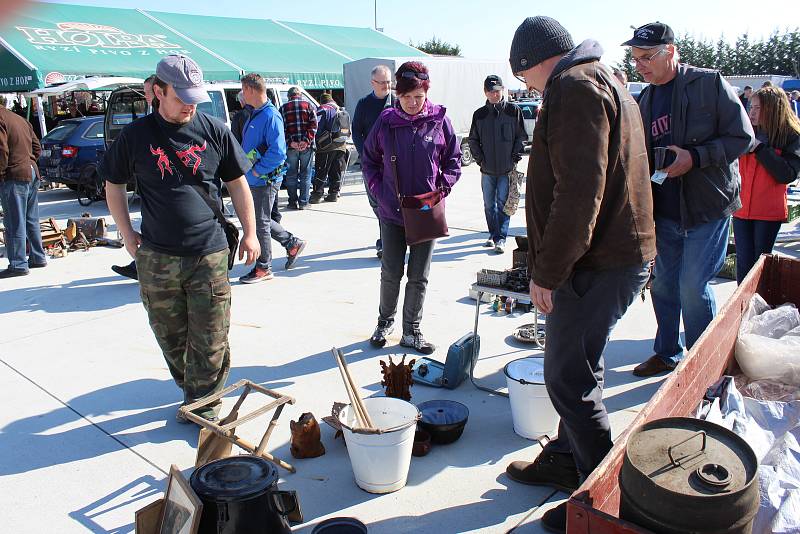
(179, 379, 296, 473)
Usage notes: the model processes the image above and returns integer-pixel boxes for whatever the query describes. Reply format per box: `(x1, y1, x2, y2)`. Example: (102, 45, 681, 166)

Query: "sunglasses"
(399, 71, 429, 80)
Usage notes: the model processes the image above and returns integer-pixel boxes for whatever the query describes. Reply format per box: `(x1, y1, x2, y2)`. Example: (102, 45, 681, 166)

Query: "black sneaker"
(111, 261, 138, 280)
(399, 330, 435, 355)
(370, 320, 394, 347)
(541, 502, 567, 533)
(287, 201, 299, 210)
(506, 450, 579, 493)
(324, 193, 339, 202)
(309, 193, 324, 204)
(285, 239, 307, 269)
(0, 268, 29, 278)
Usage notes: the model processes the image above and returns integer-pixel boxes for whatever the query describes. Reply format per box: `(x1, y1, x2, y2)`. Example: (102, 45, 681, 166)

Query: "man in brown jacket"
(504, 17, 656, 532)
(0, 104, 46, 278)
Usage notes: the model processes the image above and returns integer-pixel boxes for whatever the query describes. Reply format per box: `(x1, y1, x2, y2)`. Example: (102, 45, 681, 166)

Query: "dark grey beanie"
(509, 16, 575, 73)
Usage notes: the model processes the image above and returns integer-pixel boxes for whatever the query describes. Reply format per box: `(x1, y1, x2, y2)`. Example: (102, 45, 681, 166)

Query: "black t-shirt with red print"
(100, 111, 251, 257)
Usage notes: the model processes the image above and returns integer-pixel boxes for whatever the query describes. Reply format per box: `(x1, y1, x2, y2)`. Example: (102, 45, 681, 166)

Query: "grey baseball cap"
(155, 54, 210, 105)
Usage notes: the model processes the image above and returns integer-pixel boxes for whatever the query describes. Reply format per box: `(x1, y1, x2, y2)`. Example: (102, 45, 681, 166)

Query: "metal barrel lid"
(190, 455, 279, 502)
(503, 357, 546, 385)
(625, 417, 758, 496)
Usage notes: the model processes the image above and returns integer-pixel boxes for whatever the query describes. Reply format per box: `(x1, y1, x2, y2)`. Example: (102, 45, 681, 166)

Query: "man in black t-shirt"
(623, 23, 753, 377)
(99, 55, 259, 423)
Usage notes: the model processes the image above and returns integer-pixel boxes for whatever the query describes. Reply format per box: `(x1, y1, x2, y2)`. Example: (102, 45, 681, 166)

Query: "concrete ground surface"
(2, 157, 797, 533)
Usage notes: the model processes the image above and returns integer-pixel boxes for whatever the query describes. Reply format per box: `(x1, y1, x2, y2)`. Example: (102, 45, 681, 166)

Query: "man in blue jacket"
(239, 73, 306, 283)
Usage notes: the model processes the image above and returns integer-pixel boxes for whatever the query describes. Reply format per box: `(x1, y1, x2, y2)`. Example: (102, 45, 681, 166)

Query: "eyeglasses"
(514, 73, 526, 84)
(399, 71, 429, 80)
(371, 79, 392, 85)
(631, 48, 666, 66)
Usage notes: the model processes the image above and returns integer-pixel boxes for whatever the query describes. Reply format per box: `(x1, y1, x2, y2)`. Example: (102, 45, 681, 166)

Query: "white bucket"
(504, 357, 559, 439)
(338, 397, 419, 494)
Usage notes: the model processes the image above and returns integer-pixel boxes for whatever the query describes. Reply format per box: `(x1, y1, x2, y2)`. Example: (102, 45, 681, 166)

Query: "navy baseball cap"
(155, 54, 210, 105)
(621, 22, 675, 48)
(484, 75, 504, 91)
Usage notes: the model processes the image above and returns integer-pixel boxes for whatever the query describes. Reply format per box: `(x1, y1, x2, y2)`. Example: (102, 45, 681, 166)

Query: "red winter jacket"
(735, 132, 800, 221)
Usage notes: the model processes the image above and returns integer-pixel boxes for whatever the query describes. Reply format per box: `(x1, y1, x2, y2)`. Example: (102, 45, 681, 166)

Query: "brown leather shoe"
(506, 450, 579, 493)
(633, 355, 676, 377)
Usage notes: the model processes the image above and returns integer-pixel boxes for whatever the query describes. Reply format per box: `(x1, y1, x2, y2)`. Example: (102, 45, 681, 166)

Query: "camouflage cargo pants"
(137, 247, 231, 419)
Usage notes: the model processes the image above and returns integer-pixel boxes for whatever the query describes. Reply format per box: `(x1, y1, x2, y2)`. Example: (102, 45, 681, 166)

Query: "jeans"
(378, 220, 435, 335)
(313, 150, 347, 196)
(732, 217, 782, 284)
(0, 173, 46, 271)
(481, 173, 511, 243)
(284, 148, 313, 206)
(251, 183, 294, 270)
(362, 169, 382, 250)
(542, 263, 650, 478)
(651, 216, 730, 365)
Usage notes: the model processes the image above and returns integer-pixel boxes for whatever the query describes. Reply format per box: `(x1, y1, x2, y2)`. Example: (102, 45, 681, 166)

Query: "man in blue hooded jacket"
(239, 73, 306, 283)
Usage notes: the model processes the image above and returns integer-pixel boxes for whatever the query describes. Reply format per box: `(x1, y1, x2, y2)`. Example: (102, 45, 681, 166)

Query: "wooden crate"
(567, 254, 800, 533)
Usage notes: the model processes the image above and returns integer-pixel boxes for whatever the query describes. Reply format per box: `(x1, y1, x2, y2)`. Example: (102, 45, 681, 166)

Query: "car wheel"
(77, 165, 104, 206)
(460, 141, 474, 167)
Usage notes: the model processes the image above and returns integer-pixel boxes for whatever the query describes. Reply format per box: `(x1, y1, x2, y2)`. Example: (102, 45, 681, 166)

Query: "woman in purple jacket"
(362, 61, 462, 354)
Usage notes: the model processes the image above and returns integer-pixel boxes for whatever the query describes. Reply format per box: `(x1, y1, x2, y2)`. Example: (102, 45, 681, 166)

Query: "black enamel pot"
(190, 455, 294, 534)
(417, 400, 469, 445)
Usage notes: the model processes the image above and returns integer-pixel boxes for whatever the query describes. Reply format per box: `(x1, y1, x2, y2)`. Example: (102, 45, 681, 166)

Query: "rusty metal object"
(290, 412, 325, 459)
(380, 354, 416, 401)
(619, 417, 759, 534)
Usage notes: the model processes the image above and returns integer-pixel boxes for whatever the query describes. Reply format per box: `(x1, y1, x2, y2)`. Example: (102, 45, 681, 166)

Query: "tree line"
(619, 29, 800, 83)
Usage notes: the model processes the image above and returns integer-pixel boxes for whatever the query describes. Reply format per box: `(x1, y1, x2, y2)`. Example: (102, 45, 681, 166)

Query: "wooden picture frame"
(158, 465, 203, 534)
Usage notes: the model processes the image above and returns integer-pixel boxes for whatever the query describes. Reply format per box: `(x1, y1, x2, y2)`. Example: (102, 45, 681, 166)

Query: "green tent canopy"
(0, 3, 240, 91)
(0, 2, 427, 92)
(281, 21, 425, 62)
(145, 11, 353, 89)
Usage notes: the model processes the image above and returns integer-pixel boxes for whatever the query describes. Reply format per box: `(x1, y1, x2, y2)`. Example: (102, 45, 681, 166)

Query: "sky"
(38, 0, 798, 69)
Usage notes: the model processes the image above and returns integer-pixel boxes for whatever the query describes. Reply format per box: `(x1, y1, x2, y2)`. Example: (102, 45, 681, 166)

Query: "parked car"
(515, 99, 541, 147)
(38, 115, 105, 190)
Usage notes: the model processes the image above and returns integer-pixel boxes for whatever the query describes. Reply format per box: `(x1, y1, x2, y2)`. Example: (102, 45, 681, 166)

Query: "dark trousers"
(378, 220, 435, 335)
(542, 263, 650, 479)
(362, 170, 382, 248)
(313, 150, 347, 195)
(732, 217, 782, 284)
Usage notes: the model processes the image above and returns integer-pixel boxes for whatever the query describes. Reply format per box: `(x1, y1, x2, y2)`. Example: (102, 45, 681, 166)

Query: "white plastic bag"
(736, 294, 800, 386)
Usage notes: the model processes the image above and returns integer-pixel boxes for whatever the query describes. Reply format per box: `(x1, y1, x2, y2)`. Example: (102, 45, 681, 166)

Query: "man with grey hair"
(352, 64, 394, 258)
(622, 22, 753, 378)
(505, 17, 656, 531)
(239, 73, 306, 283)
(279, 86, 316, 209)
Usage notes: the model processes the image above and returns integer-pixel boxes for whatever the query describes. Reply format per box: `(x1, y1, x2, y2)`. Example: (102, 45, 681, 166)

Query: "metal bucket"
(619, 417, 759, 534)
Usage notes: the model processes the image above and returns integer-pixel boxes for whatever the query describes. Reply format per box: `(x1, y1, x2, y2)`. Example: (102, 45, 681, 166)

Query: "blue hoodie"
(241, 100, 287, 187)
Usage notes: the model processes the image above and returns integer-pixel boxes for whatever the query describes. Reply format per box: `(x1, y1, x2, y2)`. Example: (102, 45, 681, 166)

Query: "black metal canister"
(619, 417, 759, 534)
(190, 455, 293, 534)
